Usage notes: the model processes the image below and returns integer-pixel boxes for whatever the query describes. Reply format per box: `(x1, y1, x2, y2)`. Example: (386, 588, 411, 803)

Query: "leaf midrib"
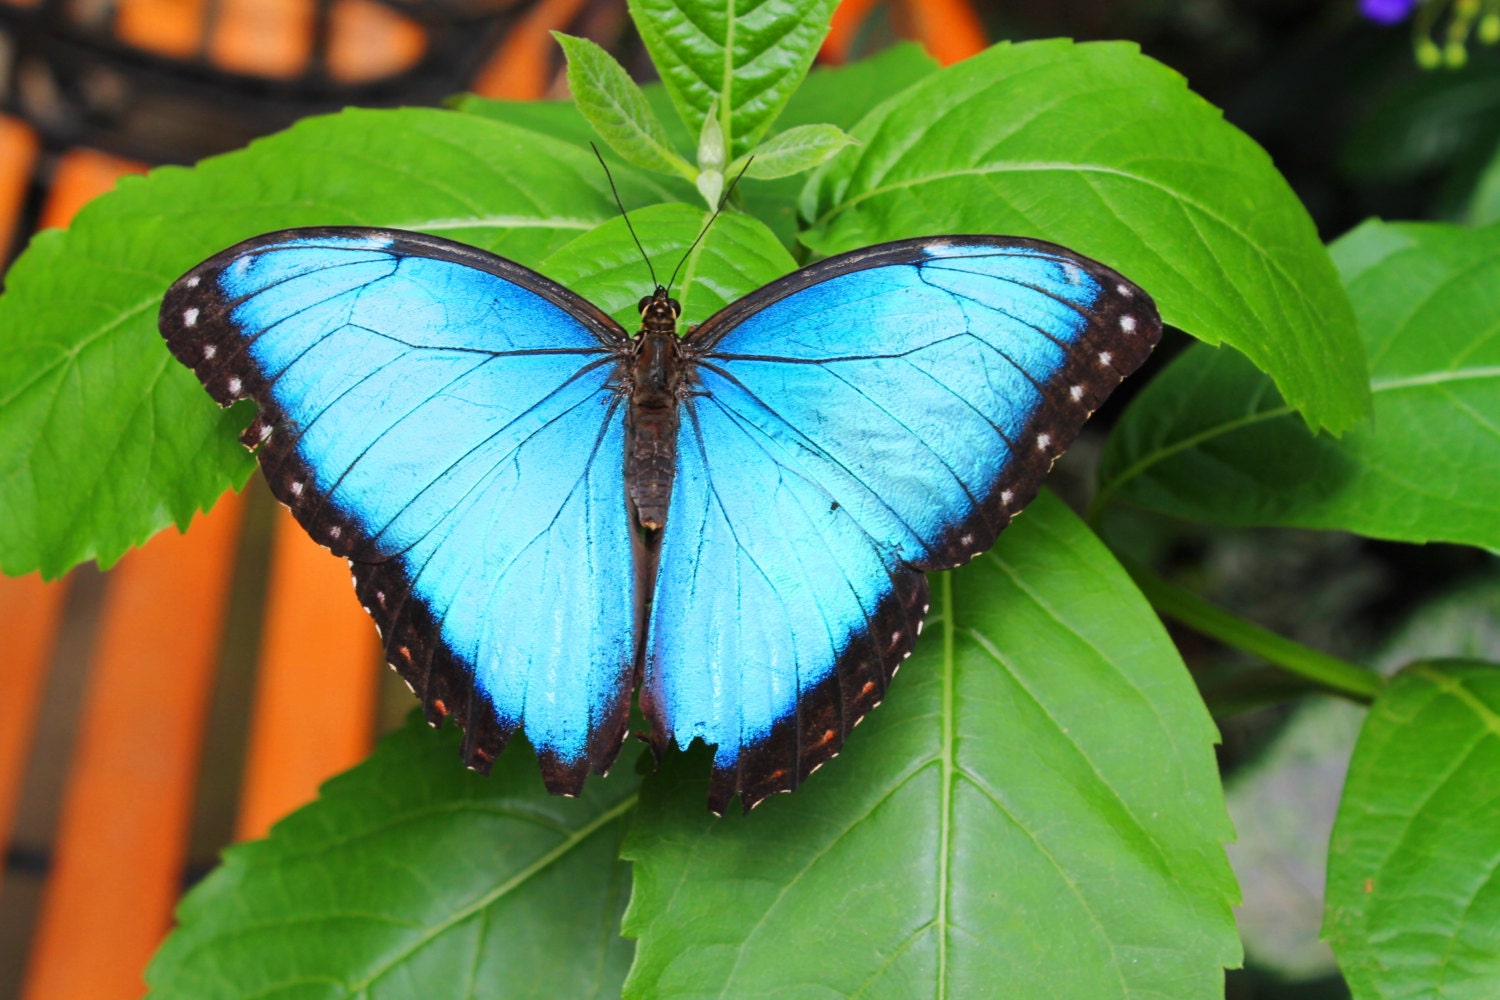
(937, 571, 955, 999)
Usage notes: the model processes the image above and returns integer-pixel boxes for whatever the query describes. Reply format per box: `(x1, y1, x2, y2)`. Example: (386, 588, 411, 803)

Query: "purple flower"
(1361, 0, 1420, 25)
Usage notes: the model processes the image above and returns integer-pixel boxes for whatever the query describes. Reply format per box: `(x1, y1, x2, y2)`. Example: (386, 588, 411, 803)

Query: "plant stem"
(1121, 556, 1386, 703)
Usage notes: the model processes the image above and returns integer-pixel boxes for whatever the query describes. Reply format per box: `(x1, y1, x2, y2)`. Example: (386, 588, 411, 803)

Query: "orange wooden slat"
(823, 0, 882, 64)
(114, 0, 210, 59)
(469, 0, 588, 100)
(235, 508, 379, 841)
(38, 149, 148, 231)
(900, 0, 987, 65)
(327, 0, 427, 83)
(208, 0, 315, 79)
(0, 574, 69, 894)
(0, 117, 40, 253)
(21, 496, 244, 1000)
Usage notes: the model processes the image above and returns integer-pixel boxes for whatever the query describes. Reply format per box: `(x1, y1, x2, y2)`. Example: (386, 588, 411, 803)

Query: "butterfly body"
(624, 289, 687, 531)
(160, 227, 1161, 813)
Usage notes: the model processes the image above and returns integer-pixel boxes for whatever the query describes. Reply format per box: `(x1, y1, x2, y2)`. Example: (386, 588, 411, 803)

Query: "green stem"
(1121, 556, 1386, 703)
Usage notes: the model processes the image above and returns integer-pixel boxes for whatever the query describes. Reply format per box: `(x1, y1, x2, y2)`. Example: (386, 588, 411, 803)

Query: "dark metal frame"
(0, 0, 538, 163)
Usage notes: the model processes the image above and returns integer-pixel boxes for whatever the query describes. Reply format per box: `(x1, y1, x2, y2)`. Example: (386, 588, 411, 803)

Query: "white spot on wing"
(960, 533, 973, 545)
(330, 526, 342, 539)
(1070, 384, 1084, 401)
(183, 307, 199, 326)
(202, 344, 216, 360)
(1098, 352, 1112, 366)
(185, 275, 201, 288)
(1036, 433, 1052, 450)
(290, 481, 304, 497)
(1117, 284, 1131, 296)
(1120, 315, 1136, 333)
(1001, 490, 1014, 505)
(227, 377, 241, 394)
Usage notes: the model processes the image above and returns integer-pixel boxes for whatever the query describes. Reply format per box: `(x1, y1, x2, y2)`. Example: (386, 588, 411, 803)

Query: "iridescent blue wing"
(160, 228, 637, 793)
(649, 236, 1161, 812)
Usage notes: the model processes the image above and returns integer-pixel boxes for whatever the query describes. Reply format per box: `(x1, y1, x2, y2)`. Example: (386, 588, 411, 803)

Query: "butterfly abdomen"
(625, 326, 683, 530)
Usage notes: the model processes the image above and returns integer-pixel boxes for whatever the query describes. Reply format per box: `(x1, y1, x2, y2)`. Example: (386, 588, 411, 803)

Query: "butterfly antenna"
(665, 156, 753, 296)
(591, 142, 658, 288)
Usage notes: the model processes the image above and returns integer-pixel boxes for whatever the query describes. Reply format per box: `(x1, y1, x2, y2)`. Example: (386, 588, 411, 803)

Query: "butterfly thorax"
(624, 289, 685, 531)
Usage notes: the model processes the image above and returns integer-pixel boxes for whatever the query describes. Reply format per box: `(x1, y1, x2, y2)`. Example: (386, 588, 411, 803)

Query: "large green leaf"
(541, 203, 795, 329)
(1095, 220, 1500, 551)
(1324, 660, 1500, 999)
(626, 0, 841, 157)
(801, 39, 1367, 434)
(147, 715, 640, 999)
(621, 491, 1240, 999)
(0, 107, 664, 579)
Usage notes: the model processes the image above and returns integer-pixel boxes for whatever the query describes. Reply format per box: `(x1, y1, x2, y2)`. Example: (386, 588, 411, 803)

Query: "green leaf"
(1223, 582, 1471, 982)
(1324, 660, 1500, 999)
(456, 41, 934, 154)
(694, 97, 727, 206)
(621, 492, 1240, 999)
(1467, 139, 1500, 225)
(802, 39, 1368, 434)
(0, 107, 664, 579)
(626, 0, 841, 157)
(554, 32, 695, 180)
(1095, 220, 1500, 551)
(453, 43, 936, 249)
(734, 123, 856, 180)
(1228, 573, 1500, 981)
(741, 42, 936, 248)
(147, 714, 639, 998)
(540, 202, 795, 329)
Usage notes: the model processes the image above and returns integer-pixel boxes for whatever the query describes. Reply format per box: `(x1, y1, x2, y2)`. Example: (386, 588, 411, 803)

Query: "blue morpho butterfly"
(159, 202, 1160, 814)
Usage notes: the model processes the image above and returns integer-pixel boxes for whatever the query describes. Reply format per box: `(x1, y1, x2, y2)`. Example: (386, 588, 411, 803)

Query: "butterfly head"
(638, 286, 681, 335)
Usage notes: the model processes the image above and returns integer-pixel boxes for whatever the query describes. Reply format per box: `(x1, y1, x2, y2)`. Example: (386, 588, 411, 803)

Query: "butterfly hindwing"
(648, 236, 1161, 811)
(160, 228, 638, 792)
(641, 375, 931, 814)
